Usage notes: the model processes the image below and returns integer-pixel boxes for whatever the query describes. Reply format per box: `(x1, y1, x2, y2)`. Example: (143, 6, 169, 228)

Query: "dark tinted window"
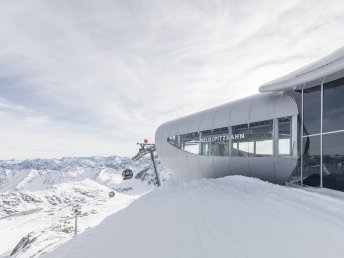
(303, 86, 321, 135)
(323, 132, 344, 191)
(302, 135, 320, 187)
(323, 77, 344, 132)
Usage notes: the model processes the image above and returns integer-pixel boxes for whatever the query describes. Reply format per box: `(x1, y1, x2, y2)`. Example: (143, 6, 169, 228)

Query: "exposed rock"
(10, 232, 37, 256)
(115, 187, 133, 193)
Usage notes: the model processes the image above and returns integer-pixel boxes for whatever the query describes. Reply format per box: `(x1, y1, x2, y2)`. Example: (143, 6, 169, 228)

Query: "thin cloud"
(0, 0, 344, 159)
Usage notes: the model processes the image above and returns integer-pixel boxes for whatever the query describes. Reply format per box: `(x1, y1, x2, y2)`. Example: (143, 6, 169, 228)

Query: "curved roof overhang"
(259, 47, 344, 93)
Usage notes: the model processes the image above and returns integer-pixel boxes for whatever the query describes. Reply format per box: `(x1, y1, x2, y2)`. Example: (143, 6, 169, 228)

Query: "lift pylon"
(132, 140, 161, 187)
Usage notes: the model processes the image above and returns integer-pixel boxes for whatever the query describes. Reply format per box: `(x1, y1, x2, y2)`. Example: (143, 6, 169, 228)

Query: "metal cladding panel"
(156, 134, 167, 157)
(212, 157, 231, 178)
(274, 157, 298, 184)
(198, 156, 215, 178)
(229, 95, 256, 126)
(186, 112, 203, 133)
(177, 117, 190, 135)
(157, 140, 166, 158)
(160, 121, 173, 139)
(249, 93, 276, 123)
(187, 155, 203, 178)
(159, 157, 178, 175)
(155, 137, 162, 156)
(168, 119, 182, 136)
(175, 118, 187, 159)
(158, 122, 175, 158)
(163, 122, 178, 157)
(274, 92, 299, 118)
(198, 107, 219, 131)
(176, 156, 190, 177)
(249, 158, 276, 183)
(212, 104, 232, 129)
(228, 157, 250, 177)
(165, 141, 177, 157)
(176, 145, 187, 158)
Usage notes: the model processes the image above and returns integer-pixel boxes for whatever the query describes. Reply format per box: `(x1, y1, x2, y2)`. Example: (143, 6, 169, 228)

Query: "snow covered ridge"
(0, 156, 171, 258)
(0, 179, 136, 258)
(44, 176, 344, 258)
(0, 156, 146, 171)
(0, 155, 165, 193)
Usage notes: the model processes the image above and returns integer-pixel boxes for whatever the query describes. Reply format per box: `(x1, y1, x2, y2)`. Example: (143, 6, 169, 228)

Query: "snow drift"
(43, 176, 344, 258)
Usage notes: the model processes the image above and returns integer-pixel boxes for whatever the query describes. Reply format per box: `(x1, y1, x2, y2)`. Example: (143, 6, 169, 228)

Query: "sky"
(0, 0, 344, 160)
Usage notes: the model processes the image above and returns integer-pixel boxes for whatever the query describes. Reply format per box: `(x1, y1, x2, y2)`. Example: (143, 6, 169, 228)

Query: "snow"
(0, 156, 169, 257)
(0, 179, 135, 257)
(43, 176, 344, 258)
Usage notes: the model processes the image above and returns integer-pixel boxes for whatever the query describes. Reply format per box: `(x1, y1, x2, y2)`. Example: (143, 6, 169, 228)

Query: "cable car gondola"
(122, 169, 133, 180)
(109, 191, 115, 198)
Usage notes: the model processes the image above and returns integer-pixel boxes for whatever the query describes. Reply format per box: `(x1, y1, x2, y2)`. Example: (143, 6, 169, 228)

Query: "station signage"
(201, 133, 245, 143)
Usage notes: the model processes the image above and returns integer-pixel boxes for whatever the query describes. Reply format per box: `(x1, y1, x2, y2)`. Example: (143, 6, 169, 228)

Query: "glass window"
(167, 135, 180, 148)
(323, 132, 344, 191)
(180, 132, 199, 154)
(303, 86, 321, 135)
(278, 117, 291, 155)
(200, 128, 229, 156)
(249, 120, 273, 157)
(323, 77, 344, 132)
(302, 135, 321, 187)
(231, 124, 250, 157)
(200, 130, 211, 156)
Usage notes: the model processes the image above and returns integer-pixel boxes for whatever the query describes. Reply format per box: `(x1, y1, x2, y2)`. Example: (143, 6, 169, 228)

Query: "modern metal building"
(155, 47, 344, 191)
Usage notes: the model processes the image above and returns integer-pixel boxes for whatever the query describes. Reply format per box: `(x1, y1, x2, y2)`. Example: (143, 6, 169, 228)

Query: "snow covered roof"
(259, 47, 344, 92)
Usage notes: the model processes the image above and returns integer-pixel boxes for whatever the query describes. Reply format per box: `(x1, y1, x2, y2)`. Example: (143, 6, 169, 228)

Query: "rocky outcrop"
(10, 232, 37, 256)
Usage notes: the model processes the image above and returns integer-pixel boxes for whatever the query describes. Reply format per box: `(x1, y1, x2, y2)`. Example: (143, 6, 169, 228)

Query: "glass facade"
(303, 86, 321, 136)
(278, 117, 291, 155)
(167, 118, 292, 158)
(200, 130, 211, 156)
(298, 76, 344, 191)
(167, 135, 180, 148)
(200, 127, 229, 156)
(323, 132, 344, 190)
(164, 74, 344, 191)
(323, 77, 344, 132)
(302, 135, 321, 187)
(180, 133, 199, 154)
(249, 120, 273, 157)
(232, 124, 250, 157)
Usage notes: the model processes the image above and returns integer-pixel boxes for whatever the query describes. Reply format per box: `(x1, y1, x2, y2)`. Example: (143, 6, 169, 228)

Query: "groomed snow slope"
(44, 176, 344, 258)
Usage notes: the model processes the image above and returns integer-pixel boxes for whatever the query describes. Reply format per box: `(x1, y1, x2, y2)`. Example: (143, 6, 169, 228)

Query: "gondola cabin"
(122, 169, 134, 180)
(109, 191, 115, 198)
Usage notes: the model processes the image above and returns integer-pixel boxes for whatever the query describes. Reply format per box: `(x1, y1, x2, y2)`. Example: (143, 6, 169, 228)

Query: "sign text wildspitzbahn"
(201, 133, 245, 143)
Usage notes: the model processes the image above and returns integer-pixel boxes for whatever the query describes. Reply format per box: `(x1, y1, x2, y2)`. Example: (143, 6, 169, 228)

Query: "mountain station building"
(155, 47, 344, 191)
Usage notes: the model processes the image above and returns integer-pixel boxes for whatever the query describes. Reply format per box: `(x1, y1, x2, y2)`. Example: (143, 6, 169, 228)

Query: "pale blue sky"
(1, 0, 344, 159)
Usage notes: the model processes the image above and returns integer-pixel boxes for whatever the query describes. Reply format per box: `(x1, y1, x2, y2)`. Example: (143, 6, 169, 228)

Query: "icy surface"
(44, 176, 344, 258)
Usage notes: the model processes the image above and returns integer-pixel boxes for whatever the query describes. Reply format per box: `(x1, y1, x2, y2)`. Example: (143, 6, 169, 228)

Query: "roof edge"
(259, 47, 344, 93)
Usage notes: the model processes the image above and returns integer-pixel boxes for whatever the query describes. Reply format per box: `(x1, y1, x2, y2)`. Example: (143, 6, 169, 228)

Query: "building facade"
(155, 47, 344, 191)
